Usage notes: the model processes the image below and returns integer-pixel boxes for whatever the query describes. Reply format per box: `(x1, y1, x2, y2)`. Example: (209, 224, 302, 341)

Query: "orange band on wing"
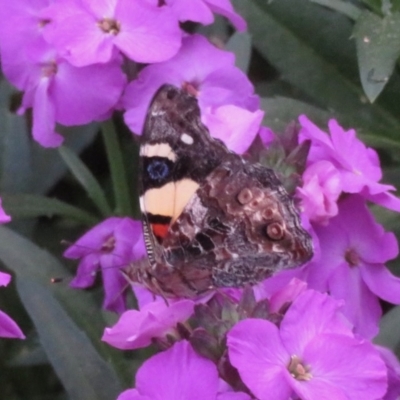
(151, 223, 169, 241)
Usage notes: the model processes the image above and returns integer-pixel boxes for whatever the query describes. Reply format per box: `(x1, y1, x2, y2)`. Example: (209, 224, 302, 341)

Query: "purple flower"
(0, 0, 127, 147)
(297, 160, 342, 224)
(2, 45, 126, 147)
(122, 34, 261, 153)
(164, 0, 246, 31)
(43, 0, 181, 67)
(64, 217, 146, 313)
(299, 116, 400, 212)
(227, 290, 387, 400)
(22, 49, 126, 147)
(0, 272, 25, 339)
(304, 195, 400, 338)
(102, 299, 194, 350)
(116, 340, 243, 400)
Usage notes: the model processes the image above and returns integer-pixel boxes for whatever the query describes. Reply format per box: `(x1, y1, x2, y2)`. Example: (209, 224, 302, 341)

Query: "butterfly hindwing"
(161, 155, 313, 293)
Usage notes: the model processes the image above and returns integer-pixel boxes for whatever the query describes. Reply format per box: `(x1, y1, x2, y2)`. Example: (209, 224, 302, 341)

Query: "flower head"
(64, 217, 146, 313)
(228, 290, 387, 400)
(304, 195, 400, 338)
(122, 34, 262, 153)
(116, 341, 221, 400)
(43, 0, 182, 66)
(297, 160, 342, 224)
(299, 116, 400, 212)
(102, 299, 195, 350)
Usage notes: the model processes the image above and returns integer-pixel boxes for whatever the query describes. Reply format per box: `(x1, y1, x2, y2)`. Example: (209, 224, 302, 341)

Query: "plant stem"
(101, 119, 132, 216)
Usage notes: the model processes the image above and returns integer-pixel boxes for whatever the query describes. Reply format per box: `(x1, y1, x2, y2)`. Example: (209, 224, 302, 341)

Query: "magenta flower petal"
(52, 58, 126, 125)
(280, 291, 352, 356)
(297, 160, 342, 224)
(217, 392, 251, 400)
(362, 189, 400, 213)
(377, 346, 400, 400)
(114, 0, 181, 64)
(293, 334, 387, 400)
(228, 319, 292, 400)
(0, 310, 25, 339)
(101, 262, 127, 313)
(102, 300, 194, 350)
(0, 199, 11, 224)
(31, 78, 63, 147)
(0, 273, 25, 339)
(333, 196, 398, 264)
(167, 0, 214, 24)
(203, 105, 263, 153)
(361, 262, 400, 304)
(64, 218, 122, 258)
(117, 389, 151, 400)
(328, 261, 381, 338)
(268, 278, 307, 313)
(135, 341, 219, 400)
(205, 0, 247, 31)
(69, 252, 98, 288)
(0, 272, 11, 286)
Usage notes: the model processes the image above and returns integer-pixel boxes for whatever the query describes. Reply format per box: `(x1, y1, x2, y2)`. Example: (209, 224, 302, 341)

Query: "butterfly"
(125, 85, 313, 298)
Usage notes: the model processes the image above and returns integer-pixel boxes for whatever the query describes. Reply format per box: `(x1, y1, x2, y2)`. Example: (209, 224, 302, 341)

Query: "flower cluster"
(0, 0, 246, 148)
(93, 117, 400, 399)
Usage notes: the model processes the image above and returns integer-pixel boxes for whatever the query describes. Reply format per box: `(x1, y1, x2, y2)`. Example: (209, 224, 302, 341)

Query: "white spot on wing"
(140, 143, 177, 162)
(180, 133, 194, 145)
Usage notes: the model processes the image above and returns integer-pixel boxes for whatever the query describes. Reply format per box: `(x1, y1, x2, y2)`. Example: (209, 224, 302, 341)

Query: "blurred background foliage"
(1, 0, 400, 398)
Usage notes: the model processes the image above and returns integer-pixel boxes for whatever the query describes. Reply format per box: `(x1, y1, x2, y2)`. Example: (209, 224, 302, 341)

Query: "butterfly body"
(127, 85, 313, 298)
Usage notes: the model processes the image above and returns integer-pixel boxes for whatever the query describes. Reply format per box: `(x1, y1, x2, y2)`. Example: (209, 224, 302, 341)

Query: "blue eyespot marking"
(147, 159, 170, 181)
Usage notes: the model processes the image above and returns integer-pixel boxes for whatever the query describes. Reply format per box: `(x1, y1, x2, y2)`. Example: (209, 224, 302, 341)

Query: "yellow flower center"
(288, 355, 312, 381)
(98, 18, 120, 35)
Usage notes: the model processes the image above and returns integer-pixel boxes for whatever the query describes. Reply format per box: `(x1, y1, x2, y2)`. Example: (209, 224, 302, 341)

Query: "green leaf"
(360, 0, 383, 15)
(31, 124, 98, 195)
(308, 0, 361, 20)
(261, 96, 331, 132)
(0, 80, 32, 193)
(226, 32, 252, 73)
(17, 278, 121, 400)
(59, 145, 112, 217)
(101, 120, 133, 216)
(0, 225, 127, 396)
(354, 10, 400, 102)
(375, 305, 400, 350)
(1, 193, 98, 226)
(232, 0, 400, 142)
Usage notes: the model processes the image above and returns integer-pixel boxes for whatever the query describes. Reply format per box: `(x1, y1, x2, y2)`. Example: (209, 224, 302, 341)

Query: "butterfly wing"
(160, 154, 313, 293)
(138, 85, 313, 297)
(139, 85, 229, 267)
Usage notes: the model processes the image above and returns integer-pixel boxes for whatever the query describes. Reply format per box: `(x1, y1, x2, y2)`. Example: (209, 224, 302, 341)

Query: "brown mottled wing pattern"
(135, 84, 313, 298)
(159, 155, 313, 295)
